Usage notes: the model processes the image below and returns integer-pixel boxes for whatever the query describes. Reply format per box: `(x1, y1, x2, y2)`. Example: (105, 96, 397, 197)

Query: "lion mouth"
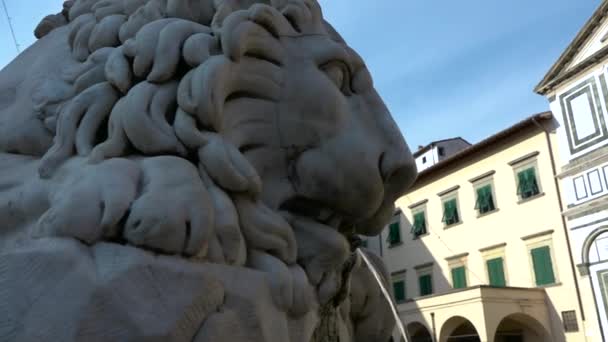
(279, 196, 345, 231)
(277, 196, 355, 306)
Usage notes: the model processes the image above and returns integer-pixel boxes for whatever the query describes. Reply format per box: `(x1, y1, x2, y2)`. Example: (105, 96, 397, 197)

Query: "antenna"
(1, 0, 20, 53)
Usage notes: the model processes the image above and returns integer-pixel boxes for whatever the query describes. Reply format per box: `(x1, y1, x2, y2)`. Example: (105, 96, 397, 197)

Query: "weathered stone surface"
(0, 0, 417, 341)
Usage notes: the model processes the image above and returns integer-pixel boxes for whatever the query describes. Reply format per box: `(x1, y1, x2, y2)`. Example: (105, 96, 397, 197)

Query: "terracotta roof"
(411, 112, 553, 186)
(535, 1, 608, 95)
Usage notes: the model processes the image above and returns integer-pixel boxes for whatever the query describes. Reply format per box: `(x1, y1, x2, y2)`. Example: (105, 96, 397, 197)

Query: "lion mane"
(30, 0, 342, 265)
(36, 0, 331, 178)
(32, 1, 346, 262)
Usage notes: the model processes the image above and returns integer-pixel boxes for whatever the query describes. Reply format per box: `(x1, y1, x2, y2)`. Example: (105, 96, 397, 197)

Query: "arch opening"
(407, 322, 433, 342)
(581, 226, 608, 268)
(493, 313, 551, 342)
(439, 316, 480, 342)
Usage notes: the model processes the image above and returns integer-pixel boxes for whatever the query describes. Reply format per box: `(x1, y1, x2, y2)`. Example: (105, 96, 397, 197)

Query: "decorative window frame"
(445, 253, 469, 289)
(386, 214, 403, 248)
(438, 186, 462, 228)
(522, 230, 560, 287)
(391, 269, 407, 303)
(509, 153, 544, 203)
(558, 75, 608, 156)
(409, 201, 429, 240)
(469, 173, 499, 217)
(480, 243, 508, 286)
(414, 262, 434, 297)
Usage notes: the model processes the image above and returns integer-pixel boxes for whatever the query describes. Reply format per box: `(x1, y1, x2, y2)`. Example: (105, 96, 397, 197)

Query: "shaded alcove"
(407, 321, 433, 342)
(439, 316, 480, 342)
(493, 313, 551, 342)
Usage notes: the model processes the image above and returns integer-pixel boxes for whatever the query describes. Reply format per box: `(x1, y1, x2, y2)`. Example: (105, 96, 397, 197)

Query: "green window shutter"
(419, 274, 433, 296)
(531, 246, 556, 286)
(442, 199, 459, 225)
(517, 168, 540, 199)
(451, 266, 467, 289)
(393, 281, 406, 303)
(487, 257, 506, 287)
(475, 185, 495, 214)
(411, 212, 427, 237)
(388, 222, 401, 245)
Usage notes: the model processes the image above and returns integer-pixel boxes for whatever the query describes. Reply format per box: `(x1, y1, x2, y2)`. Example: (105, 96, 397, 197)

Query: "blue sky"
(0, 0, 602, 148)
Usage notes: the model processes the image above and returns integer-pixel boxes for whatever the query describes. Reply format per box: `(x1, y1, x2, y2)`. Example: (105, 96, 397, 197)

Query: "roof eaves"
(412, 112, 553, 184)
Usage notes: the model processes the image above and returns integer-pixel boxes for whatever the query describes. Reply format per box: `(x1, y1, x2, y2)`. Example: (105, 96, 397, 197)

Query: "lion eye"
(321, 61, 351, 95)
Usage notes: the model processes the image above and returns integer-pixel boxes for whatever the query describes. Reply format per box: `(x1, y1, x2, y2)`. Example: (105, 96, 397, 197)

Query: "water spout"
(356, 248, 409, 342)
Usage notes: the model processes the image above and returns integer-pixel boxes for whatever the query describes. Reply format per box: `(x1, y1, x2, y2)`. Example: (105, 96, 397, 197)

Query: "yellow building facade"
(369, 113, 598, 341)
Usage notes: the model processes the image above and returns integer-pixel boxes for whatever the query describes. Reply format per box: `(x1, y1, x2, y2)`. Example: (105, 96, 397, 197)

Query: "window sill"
(444, 221, 464, 230)
(477, 208, 500, 218)
(413, 233, 430, 240)
(518, 192, 545, 204)
(537, 282, 562, 289)
(388, 242, 403, 249)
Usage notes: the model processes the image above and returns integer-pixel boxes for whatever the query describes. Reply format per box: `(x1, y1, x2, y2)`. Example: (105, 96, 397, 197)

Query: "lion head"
(37, 0, 415, 233)
(0, 0, 416, 341)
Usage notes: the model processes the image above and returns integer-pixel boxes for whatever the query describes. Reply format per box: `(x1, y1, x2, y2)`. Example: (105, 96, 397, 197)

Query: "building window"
(531, 246, 556, 286)
(411, 211, 427, 238)
(442, 198, 460, 226)
(438, 147, 445, 156)
(562, 311, 579, 332)
(387, 221, 401, 246)
(419, 274, 433, 296)
(422, 156, 427, 163)
(517, 167, 541, 200)
(393, 280, 406, 303)
(487, 257, 506, 287)
(523, 232, 559, 287)
(451, 266, 467, 289)
(447, 254, 469, 290)
(475, 184, 496, 215)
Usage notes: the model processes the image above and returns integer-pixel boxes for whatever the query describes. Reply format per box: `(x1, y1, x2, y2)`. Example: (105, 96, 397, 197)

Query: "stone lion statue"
(0, 0, 416, 341)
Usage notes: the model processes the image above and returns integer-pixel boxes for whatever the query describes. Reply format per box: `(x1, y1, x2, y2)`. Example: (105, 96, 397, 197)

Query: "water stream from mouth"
(356, 248, 409, 342)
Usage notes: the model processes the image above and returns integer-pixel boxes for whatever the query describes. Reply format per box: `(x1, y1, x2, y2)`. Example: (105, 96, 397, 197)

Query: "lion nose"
(379, 141, 417, 200)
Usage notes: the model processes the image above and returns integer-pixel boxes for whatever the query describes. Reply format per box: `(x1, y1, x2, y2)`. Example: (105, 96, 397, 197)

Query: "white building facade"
(536, 2, 608, 340)
(413, 138, 471, 172)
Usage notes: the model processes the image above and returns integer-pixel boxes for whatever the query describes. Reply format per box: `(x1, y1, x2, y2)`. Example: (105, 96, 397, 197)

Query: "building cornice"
(535, 1, 608, 95)
(557, 144, 608, 179)
(479, 243, 507, 253)
(468, 170, 496, 184)
(437, 185, 460, 197)
(521, 230, 554, 241)
(508, 151, 540, 166)
(408, 199, 428, 209)
(410, 112, 552, 189)
(563, 194, 608, 220)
